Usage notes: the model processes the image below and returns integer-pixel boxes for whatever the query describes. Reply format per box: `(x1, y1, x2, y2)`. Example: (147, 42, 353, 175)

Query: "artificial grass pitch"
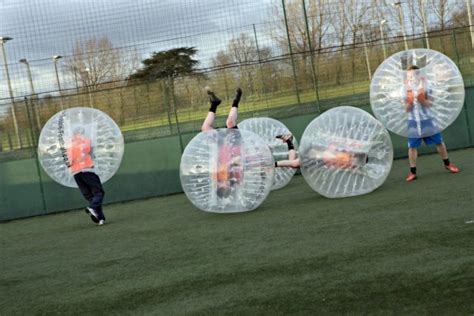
(1, 148, 473, 314)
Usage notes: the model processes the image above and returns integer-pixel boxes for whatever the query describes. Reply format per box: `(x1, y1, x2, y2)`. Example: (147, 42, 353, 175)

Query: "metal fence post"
(452, 30, 473, 146)
(253, 24, 270, 111)
(24, 97, 47, 213)
(119, 90, 125, 126)
(169, 76, 184, 153)
(161, 80, 174, 135)
(361, 30, 372, 81)
(301, 0, 320, 112)
(281, 0, 301, 104)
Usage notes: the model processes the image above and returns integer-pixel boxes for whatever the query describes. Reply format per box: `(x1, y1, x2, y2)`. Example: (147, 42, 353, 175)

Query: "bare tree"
(405, 0, 421, 37)
(65, 37, 125, 91)
(227, 33, 261, 94)
(430, 0, 450, 31)
(331, 2, 350, 84)
(211, 50, 234, 100)
(339, 0, 371, 80)
(379, 0, 409, 44)
(271, 0, 331, 54)
(313, 0, 333, 52)
(270, 0, 332, 88)
(448, 3, 470, 28)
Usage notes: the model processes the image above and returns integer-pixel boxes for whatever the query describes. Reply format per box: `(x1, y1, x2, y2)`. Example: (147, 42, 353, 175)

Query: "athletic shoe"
(231, 88, 242, 107)
(405, 172, 417, 182)
(445, 163, 460, 173)
(235, 88, 242, 100)
(206, 88, 221, 106)
(276, 134, 293, 143)
(98, 220, 105, 226)
(85, 207, 100, 223)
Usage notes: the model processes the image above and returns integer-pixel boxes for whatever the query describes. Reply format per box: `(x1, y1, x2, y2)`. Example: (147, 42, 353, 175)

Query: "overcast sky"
(0, 0, 275, 102)
(1, 0, 470, 106)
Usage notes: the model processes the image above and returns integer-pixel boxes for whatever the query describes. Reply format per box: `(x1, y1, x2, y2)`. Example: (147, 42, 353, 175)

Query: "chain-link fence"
(1, 0, 474, 219)
(1, 1, 473, 161)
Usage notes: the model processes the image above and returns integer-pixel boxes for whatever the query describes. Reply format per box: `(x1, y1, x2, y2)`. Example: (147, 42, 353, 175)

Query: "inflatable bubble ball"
(299, 106, 393, 198)
(370, 48, 465, 138)
(180, 128, 274, 213)
(238, 117, 298, 190)
(37, 107, 124, 188)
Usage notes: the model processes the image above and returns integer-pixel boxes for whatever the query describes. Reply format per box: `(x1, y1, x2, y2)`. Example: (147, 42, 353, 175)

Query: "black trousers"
(74, 172, 106, 221)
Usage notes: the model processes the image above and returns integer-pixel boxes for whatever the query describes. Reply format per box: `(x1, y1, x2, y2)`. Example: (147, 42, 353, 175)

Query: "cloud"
(1, 0, 273, 59)
(0, 0, 274, 106)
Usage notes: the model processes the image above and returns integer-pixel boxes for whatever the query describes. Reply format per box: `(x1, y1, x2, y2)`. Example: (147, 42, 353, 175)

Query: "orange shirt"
(214, 144, 241, 182)
(216, 164, 229, 181)
(67, 135, 94, 174)
(322, 144, 353, 169)
(215, 144, 232, 182)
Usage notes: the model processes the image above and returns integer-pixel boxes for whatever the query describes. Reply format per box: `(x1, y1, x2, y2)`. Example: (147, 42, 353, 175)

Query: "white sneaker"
(98, 220, 105, 226)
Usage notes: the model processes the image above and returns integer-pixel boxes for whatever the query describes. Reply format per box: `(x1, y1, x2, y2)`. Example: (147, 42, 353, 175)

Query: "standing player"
(67, 127, 106, 225)
(403, 65, 459, 182)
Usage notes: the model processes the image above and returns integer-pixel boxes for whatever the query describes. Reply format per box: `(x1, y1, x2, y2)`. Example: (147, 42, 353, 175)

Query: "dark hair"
(216, 186, 232, 199)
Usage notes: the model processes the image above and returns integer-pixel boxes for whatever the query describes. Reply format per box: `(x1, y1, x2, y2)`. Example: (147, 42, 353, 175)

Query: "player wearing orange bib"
(68, 132, 94, 174)
(274, 136, 367, 170)
(201, 88, 243, 199)
(67, 127, 106, 225)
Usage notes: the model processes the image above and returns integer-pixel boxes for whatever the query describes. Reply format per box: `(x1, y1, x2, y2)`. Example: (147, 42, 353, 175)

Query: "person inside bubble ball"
(404, 65, 460, 182)
(321, 142, 368, 169)
(274, 135, 368, 170)
(274, 134, 300, 169)
(201, 87, 243, 199)
(67, 126, 106, 225)
(215, 134, 242, 199)
(404, 65, 435, 136)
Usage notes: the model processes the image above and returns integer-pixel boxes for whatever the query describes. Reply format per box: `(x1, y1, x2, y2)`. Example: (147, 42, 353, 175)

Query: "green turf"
(1, 149, 473, 314)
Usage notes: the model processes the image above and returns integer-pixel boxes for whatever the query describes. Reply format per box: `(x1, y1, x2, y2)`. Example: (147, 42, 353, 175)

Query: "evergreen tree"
(129, 47, 199, 81)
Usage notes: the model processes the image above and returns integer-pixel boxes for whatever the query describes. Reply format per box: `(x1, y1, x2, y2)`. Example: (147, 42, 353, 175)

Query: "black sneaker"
(276, 134, 293, 143)
(206, 88, 221, 106)
(232, 88, 242, 107)
(235, 88, 242, 100)
(85, 207, 100, 223)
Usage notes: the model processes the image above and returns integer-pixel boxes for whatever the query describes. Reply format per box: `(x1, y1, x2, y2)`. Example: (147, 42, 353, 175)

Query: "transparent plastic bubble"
(300, 106, 393, 198)
(370, 49, 465, 138)
(238, 117, 298, 190)
(38, 107, 124, 188)
(180, 128, 274, 213)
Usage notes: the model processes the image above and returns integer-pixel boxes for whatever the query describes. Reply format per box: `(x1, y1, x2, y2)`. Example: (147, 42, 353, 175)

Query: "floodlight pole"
(393, 2, 408, 51)
(19, 58, 41, 130)
(1, 36, 21, 147)
(420, 0, 430, 49)
(53, 55, 64, 110)
(19, 59, 36, 96)
(84, 68, 94, 108)
(465, 0, 474, 51)
(380, 20, 387, 60)
(361, 28, 372, 80)
(301, 0, 320, 111)
(281, 0, 301, 104)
